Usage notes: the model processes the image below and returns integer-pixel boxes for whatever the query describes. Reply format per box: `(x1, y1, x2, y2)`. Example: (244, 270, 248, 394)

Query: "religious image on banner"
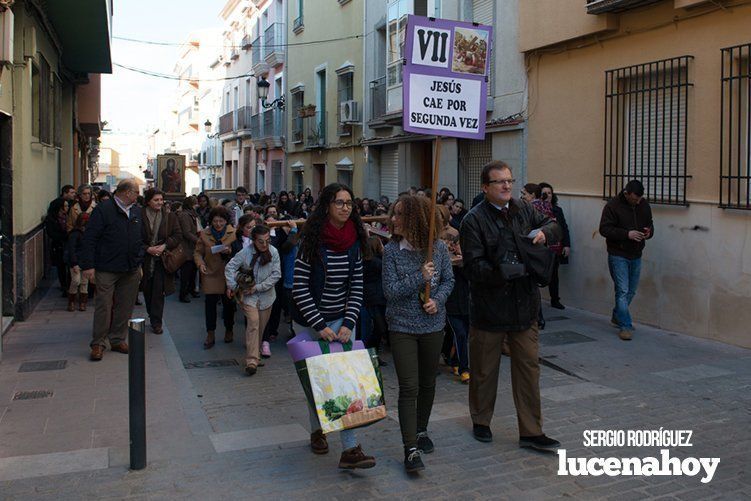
(157, 154, 185, 195)
(451, 27, 489, 75)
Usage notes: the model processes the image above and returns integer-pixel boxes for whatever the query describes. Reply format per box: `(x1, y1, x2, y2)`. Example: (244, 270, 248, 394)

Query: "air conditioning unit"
(0, 9, 14, 64)
(340, 100, 359, 123)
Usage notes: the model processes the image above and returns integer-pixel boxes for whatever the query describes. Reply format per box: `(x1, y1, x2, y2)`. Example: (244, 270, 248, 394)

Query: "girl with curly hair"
(291, 183, 376, 470)
(382, 195, 454, 472)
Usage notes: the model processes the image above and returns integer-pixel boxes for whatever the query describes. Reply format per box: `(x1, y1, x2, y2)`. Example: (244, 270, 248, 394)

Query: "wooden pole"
(424, 136, 442, 300)
(264, 215, 389, 229)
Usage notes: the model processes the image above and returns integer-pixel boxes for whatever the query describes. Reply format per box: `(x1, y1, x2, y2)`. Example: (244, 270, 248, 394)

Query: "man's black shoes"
(472, 424, 493, 443)
(519, 434, 560, 452)
(416, 431, 434, 453)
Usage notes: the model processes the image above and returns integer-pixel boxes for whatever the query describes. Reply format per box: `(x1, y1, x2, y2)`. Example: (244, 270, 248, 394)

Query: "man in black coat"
(599, 180, 654, 341)
(460, 161, 561, 452)
(80, 180, 145, 361)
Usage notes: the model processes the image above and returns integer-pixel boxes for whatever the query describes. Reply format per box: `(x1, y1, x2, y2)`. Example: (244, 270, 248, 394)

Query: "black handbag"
(511, 226, 555, 287)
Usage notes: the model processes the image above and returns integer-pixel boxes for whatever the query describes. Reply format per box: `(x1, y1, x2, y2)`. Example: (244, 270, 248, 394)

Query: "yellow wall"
(523, 1, 751, 347)
(12, 7, 65, 235)
(286, 0, 366, 194)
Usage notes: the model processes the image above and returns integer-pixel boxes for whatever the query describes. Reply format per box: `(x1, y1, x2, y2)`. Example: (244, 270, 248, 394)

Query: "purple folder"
(286, 330, 366, 362)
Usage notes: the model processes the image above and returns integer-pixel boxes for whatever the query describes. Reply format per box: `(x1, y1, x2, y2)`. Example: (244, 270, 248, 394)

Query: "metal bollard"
(128, 318, 147, 470)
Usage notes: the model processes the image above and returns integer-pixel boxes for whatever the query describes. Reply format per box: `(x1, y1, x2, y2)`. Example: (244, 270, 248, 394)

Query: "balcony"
(236, 106, 252, 134)
(251, 109, 285, 149)
(241, 34, 252, 50)
(292, 115, 303, 143)
(586, 0, 662, 14)
(264, 23, 285, 67)
(304, 112, 326, 149)
(219, 111, 234, 135)
(230, 48, 240, 60)
(293, 15, 304, 33)
(251, 36, 269, 74)
(368, 76, 401, 128)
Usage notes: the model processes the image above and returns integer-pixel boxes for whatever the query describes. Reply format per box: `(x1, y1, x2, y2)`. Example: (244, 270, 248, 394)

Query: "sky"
(101, 0, 223, 134)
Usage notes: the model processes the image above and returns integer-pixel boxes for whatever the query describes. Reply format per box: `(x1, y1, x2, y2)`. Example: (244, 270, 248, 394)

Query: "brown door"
(420, 141, 433, 189)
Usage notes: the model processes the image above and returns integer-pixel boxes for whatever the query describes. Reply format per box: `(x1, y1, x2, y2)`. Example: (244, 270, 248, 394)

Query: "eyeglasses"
(332, 200, 354, 209)
(487, 179, 516, 186)
(255, 238, 271, 245)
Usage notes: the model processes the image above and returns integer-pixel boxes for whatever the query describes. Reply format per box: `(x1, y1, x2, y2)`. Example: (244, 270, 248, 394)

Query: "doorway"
(0, 114, 13, 319)
(313, 163, 326, 195)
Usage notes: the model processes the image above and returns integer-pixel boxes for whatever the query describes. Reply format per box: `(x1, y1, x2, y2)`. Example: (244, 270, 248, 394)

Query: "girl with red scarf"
(291, 183, 376, 470)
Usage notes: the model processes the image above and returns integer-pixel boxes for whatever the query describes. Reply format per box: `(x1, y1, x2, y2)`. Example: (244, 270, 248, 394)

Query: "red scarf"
(322, 219, 357, 253)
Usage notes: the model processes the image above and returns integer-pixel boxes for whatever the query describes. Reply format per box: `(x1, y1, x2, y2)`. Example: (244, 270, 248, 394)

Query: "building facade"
(361, 0, 527, 204)
(0, 0, 112, 322)
(520, 0, 751, 347)
(285, 0, 364, 196)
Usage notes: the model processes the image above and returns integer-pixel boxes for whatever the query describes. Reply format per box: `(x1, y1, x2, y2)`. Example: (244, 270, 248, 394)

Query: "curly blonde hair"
(388, 195, 440, 251)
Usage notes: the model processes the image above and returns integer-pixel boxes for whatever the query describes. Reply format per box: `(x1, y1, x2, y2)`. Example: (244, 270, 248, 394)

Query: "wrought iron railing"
(603, 55, 694, 205)
(370, 76, 387, 121)
(219, 111, 234, 134)
(720, 43, 751, 210)
(304, 111, 326, 148)
(264, 23, 286, 61)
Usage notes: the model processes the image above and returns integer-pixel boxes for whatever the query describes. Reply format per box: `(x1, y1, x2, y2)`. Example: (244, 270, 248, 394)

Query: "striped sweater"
(292, 249, 364, 331)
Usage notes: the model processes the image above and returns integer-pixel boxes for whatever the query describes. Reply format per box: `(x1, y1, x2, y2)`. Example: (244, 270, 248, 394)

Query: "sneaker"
(460, 371, 470, 384)
(310, 430, 328, 455)
(550, 300, 565, 310)
(261, 341, 272, 358)
(618, 329, 633, 341)
(404, 447, 424, 473)
(472, 424, 493, 443)
(416, 431, 434, 453)
(519, 434, 561, 452)
(245, 365, 257, 376)
(338, 445, 376, 469)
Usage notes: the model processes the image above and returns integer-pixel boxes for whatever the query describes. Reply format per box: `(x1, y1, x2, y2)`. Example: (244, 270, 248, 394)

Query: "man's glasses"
(487, 179, 516, 186)
(332, 200, 354, 209)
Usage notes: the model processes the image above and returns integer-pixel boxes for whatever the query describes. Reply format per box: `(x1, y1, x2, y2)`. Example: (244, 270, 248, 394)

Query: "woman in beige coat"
(66, 184, 96, 233)
(194, 206, 237, 349)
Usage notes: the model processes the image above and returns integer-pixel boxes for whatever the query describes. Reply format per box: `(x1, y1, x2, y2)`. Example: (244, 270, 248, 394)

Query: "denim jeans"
(607, 255, 642, 331)
(300, 317, 359, 451)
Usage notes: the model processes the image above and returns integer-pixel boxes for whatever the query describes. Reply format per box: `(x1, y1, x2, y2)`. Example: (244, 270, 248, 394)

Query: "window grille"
(720, 43, 751, 210)
(604, 56, 693, 205)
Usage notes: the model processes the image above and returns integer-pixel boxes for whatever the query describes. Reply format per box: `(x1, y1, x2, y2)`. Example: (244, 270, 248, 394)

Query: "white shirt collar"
(489, 200, 509, 212)
(399, 239, 415, 251)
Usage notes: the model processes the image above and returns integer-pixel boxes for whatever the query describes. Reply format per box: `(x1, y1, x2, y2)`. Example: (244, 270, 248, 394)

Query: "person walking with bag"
(382, 195, 454, 473)
(194, 206, 237, 349)
(141, 189, 183, 334)
(177, 196, 201, 303)
(225, 225, 281, 376)
(291, 183, 376, 470)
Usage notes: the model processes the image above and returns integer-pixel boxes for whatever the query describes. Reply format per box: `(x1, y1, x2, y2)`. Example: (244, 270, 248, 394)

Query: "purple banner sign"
(403, 15, 492, 140)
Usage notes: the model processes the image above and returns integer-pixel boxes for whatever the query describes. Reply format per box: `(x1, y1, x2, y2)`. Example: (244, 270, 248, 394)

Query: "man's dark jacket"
(598, 193, 654, 260)
(80, 198, 145, 272)
(460, 198, 561, 332)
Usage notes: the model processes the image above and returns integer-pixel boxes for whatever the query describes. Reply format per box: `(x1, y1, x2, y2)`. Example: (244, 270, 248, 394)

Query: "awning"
(290, 161, 305, 171)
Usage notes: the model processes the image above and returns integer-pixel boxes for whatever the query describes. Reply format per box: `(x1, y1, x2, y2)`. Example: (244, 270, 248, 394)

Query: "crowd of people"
(45, 161, 652, 473)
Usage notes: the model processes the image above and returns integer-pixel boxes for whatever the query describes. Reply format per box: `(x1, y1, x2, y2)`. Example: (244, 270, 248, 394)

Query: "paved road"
(0, 285, 749, 499)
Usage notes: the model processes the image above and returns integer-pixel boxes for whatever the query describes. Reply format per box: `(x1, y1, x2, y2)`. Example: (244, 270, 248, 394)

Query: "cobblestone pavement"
(0, 284, 749, 499)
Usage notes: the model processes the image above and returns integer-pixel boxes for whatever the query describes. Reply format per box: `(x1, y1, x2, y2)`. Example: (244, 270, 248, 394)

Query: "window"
(294, 171, 304, 194)
(604, 56, 693, 205)
(53, 76, 62, 146)
(337, 169, 352, 188)
(291, 89, 304, 143)
(31, 64, 40, 139)
(294, 0, 304, 32)
(720, 43, 751, 210)
(387, 0, 412, 88)
(337, 71, 354, 136)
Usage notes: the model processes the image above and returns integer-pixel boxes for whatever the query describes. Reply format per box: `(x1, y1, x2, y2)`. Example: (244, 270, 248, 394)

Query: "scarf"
(145, 207, 163, 276)
(322, 218, 357, 253)
(210, 225, 226, 243)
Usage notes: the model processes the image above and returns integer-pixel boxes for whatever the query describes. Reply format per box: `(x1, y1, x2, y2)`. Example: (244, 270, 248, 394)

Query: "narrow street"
(0, 284, 748, 499)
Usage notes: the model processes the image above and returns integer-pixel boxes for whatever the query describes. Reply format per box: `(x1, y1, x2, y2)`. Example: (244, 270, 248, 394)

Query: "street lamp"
(257, 76, 284, 110)
(204, 119, 218, 138)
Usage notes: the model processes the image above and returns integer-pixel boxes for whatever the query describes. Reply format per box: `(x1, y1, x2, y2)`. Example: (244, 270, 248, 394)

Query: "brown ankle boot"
(67, 293, 77, 312)
(78, 293, 88, 312)
(204, 331, 215, 349)
(224, 330, 234, 343)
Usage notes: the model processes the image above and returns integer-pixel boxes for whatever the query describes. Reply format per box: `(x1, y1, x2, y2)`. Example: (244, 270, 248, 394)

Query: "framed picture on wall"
(156, 154, 186, 196)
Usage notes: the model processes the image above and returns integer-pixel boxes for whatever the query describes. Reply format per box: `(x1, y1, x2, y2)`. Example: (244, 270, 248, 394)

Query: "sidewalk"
(0, 286, 749, 499)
